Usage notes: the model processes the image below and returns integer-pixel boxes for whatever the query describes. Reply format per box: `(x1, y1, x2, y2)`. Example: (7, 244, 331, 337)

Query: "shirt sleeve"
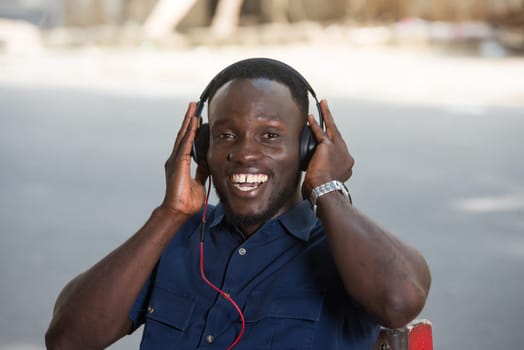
(128, 264, 158, 333)
(127, 211, 203, 334)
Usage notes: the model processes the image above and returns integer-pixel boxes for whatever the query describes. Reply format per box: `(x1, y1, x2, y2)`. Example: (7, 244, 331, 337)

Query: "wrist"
(309, 180, 352, 215)
(153, 204, 192, 223)
(158, 193, 201, 218)
(302, 175, 334, 200)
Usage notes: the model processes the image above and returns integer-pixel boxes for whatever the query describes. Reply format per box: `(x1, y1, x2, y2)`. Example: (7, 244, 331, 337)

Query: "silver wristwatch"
(309, 180, 351, 215)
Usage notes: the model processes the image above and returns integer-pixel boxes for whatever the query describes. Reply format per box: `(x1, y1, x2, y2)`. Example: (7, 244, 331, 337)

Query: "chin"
(222, 200, 272, 225)
(221, 193, 295, 231)
(213, 172, 301, 229)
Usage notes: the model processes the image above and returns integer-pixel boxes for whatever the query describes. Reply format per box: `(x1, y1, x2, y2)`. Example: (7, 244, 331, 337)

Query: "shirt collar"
(208, 200, 318, 242)
(208, 203, 226, 229)
(277, 200, 318, 242)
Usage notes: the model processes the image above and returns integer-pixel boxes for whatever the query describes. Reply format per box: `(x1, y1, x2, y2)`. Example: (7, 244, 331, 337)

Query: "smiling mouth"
(230, 173, 269, 192)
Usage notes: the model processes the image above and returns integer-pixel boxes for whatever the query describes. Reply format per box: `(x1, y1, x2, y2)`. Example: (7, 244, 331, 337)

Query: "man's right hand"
(161, 102, 208, 217)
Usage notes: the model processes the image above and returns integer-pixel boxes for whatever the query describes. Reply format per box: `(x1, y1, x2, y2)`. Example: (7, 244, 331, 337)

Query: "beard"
(214, 172, 301, 231)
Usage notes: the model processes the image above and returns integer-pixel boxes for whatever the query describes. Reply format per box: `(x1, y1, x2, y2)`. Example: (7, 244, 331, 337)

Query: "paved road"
(1, 84, 523, 349)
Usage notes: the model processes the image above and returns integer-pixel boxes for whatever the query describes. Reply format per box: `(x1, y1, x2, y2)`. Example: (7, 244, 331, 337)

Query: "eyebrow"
(256, 113, 285, 121)
(210, 113, 286, 126)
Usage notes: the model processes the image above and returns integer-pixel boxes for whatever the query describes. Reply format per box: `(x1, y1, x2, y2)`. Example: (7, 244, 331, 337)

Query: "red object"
(408, 320, 433, 350)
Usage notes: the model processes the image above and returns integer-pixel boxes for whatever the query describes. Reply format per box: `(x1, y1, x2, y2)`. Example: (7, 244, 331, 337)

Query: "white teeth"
(231, 173, 268, 184)
(233, 183, 259, 192)
(231, 174, 246, 183)
(230, 173, 268, 192)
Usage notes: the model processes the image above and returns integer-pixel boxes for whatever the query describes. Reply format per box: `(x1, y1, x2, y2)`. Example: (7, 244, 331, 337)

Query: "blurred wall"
(60, 0, 524, 26)
(2, 0, 523, 28)
(0, 0, 63, 27)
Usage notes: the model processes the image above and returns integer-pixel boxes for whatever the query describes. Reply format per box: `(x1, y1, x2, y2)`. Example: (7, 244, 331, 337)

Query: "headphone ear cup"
(191, 123, 210, 166)
(299, 125, 318, 171)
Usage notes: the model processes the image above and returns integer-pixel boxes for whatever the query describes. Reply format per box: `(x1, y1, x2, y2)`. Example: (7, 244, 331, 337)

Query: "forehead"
(207, 78, 303, 124)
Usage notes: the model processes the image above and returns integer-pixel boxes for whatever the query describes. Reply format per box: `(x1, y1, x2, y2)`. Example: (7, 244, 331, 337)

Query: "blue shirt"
(129, 201, 379, 349)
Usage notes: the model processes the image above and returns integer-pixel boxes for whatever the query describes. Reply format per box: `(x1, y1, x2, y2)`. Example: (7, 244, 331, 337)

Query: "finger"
(176, 115, 199, 160)
(165, 103, 197, 169)
(173, 102, 197, 154)
(308, 114, 327, 144)
(320, 99, 342, 140)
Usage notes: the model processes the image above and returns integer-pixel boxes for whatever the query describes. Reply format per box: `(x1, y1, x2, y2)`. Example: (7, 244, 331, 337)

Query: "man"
(46, 58, 431, 349)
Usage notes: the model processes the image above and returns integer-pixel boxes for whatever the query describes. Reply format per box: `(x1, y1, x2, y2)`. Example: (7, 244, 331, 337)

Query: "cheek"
(274, 145, 301, 175)
(283, 138, 301, 161)
(206, 144, 223, 167)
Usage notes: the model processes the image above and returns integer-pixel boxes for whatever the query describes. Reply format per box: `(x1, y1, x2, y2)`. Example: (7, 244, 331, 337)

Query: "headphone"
(191, 58, 324, 171)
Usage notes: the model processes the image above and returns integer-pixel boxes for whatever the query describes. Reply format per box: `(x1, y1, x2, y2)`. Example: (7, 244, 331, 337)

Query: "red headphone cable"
(199, 180, 246, 349)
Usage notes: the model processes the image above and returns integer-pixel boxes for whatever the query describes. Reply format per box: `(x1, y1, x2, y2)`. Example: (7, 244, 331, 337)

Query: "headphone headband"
(195, 58, 322, 128)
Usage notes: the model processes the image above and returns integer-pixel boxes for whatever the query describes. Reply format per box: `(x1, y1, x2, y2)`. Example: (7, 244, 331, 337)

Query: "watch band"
(309, 180, 352, 215)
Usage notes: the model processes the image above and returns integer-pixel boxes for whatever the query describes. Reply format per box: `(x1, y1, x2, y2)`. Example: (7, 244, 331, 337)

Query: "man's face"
(207, 78, 304, 235)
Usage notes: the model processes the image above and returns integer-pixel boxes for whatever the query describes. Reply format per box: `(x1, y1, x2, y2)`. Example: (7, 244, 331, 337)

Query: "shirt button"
(206, 335, 215, 343)
(147, 305, 154, 314)
(238, 247, 247, 256)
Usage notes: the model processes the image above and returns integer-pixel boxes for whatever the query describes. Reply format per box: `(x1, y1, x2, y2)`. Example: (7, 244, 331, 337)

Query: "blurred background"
(1, 1, 524, 349)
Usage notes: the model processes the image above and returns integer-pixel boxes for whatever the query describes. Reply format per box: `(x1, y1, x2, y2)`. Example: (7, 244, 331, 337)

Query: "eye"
(262, 132, 279, 140)
(218, 132, 235, 140)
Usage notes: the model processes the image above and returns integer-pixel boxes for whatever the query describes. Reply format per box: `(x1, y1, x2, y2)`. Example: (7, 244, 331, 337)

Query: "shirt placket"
(199, 223, 287, 347)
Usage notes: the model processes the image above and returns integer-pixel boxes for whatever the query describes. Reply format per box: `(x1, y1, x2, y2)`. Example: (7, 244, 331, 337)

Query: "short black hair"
(206, 58, 309, 117)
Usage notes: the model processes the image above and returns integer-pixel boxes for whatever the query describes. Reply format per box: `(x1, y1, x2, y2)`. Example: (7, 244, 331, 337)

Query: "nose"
(227, 137, 263, 164)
